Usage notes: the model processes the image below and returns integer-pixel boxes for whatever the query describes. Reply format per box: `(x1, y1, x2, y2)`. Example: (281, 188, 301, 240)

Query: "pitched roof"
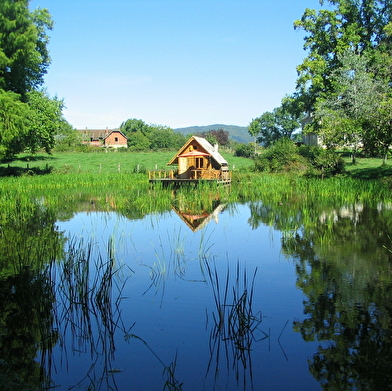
(168, 136, 228, 166)
(104, 129, 128, 140)
(77, 128, 127, 140)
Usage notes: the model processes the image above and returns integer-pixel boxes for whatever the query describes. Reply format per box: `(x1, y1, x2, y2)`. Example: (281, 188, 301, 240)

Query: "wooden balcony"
(148, 169, 231, 185)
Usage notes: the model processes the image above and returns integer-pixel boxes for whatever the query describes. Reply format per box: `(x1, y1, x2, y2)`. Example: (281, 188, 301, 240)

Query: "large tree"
(312, 51, 387, 162)
(0, 0, 60, 159)
(294, 0, 392, 112)
(0, 0, 52, 97)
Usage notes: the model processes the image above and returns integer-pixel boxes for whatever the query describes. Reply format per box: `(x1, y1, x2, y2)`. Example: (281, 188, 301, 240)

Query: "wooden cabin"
(148, 136, 231, 185)
(79, 128, 128, 148)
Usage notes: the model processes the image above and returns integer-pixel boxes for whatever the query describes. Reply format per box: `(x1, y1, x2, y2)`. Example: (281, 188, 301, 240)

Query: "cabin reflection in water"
(172, 202, 226, 231)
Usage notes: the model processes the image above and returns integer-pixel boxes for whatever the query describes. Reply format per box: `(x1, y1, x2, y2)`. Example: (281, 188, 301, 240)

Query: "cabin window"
(115, 137, 118, 142)
(195, 157, 204, 169)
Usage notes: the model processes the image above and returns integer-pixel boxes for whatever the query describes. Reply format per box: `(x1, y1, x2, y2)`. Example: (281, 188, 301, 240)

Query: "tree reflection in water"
(0, 202, 63, 390)
(248, 198, 392, 390)
(281, 207, 392, 390)
(0, 267, 57, 391)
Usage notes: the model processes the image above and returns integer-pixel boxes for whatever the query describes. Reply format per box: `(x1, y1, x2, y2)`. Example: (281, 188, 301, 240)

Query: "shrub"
(234, 143, 254, 158)
(254, 140, 345, 176)
(132, 164, 147, 173)
(298, 146, 345, 177)
(312, 149, 345, 176)
(254, 138, 307, 173)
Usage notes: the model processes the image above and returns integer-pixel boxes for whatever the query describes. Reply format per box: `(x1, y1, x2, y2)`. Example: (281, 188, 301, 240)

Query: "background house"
(78, 128, 128, 148)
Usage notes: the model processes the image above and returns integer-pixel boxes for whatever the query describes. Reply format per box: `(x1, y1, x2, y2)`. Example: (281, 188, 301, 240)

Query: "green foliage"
(53, 121, 81, 151)
(312, 51, 389, 162)
(249, 95, 303, 147)
(254, 138, 307, 173)
(120, 118, 187, 151)
(294, 0, 392, 112)
(299, 146, 346, 177)
(0, 0, 53, 96)
(0, 90, 30, 159)
(127, 131, 151, 151)
(174, 124, 252, 144)
(234, 143, 254, 158)
(0, 1, 67, 158)
(254, 139, 345, 177)
(25, 90, 64, 154)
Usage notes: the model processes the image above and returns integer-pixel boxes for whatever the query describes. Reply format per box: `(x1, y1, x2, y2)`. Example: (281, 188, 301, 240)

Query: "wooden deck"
(148, 169, 232, 186)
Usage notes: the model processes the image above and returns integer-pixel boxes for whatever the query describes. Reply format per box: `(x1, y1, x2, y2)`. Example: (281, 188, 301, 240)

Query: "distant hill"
(174, 124, 252, 144)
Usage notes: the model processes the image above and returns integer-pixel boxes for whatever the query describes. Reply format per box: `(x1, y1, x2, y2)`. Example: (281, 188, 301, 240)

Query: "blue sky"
(29, 0, 322, 130)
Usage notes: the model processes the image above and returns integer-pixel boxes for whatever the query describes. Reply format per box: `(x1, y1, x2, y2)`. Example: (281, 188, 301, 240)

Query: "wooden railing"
(148, 170, 177, 180)
(148, 169, 231, 182)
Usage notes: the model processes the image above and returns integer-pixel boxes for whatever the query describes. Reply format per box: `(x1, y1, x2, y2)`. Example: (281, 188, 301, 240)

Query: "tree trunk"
(382, 146, 388, 165)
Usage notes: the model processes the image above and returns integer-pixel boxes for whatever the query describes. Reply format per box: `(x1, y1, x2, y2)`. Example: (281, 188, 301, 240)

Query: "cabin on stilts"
(148, 136, 231, 185)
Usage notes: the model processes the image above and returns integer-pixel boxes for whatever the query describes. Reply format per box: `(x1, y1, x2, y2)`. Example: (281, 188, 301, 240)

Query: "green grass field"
(343, 157, 392, 179)
(0, 150, 391, 179)
(0, 149, 254, 175)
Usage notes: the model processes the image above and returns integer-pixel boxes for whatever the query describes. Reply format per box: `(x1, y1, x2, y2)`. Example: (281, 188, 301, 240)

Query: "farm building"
(78, 128, 128, 148)
(148, 136, 231, 185)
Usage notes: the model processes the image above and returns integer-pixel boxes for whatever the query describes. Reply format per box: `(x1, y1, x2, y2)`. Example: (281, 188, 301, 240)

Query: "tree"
(201, 128, 230, 146)
(148, 125, 186, 150)
(53, 121, 81, 150)
(0, 90, 29, 159)
(25, 90, 64, 154)
(0, 0, 62, 158)
(294, 0, 392, 112)
(127, 131, 151, 151)
(312, 51, 386, 162)
(248, 97, 302, 147)
(311, 51, 389, 163)
(234, 143, 254, 158)
(120, 118, 187, 150)
(120, 118, 150, 137)
(0, 0, 53, 97)
(365, 95, 392, 163)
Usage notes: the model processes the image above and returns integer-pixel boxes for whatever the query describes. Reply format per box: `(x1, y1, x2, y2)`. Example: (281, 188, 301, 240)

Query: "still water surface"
(43, 200, 392, 391)
(2, 196, 392, 391)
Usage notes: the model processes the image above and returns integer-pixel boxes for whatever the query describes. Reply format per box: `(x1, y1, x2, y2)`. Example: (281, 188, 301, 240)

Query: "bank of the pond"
(0, 171, 391, 222)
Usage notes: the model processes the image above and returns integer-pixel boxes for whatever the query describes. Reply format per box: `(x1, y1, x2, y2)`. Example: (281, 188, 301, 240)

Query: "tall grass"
(204, 257, 265, 390)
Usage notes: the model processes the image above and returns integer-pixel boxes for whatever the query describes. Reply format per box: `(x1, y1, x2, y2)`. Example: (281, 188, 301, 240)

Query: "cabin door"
(178, 157, 187, 178)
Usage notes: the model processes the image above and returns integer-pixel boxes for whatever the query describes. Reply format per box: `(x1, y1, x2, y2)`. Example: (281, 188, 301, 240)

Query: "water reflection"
(172, 199, 226, 232)
(275, 201, 392, 390)
(204, 258, 265, 390)
(2, 194, 392, 390)
(0, 202, 64, 390)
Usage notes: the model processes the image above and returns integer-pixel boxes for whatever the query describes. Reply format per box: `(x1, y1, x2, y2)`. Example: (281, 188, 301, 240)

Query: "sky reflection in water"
(52, 203, 322, 391)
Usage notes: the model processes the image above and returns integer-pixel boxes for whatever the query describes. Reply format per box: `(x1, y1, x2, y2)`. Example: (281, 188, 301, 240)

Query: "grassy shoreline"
(0, 151, 391, 219)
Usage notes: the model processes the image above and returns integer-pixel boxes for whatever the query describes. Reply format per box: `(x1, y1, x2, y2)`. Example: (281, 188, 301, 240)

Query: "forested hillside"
(174, 124, 252, 143)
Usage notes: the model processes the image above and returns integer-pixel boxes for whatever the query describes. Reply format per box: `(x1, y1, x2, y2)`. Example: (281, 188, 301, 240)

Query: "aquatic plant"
(204, 257, 266, 390)
(53, 237, 133, 390)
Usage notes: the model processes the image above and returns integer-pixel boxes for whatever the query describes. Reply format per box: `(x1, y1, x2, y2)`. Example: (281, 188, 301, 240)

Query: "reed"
(204, 257, 265, 389)
(53, 237, 132, 390)
(1, 171, 391, 225)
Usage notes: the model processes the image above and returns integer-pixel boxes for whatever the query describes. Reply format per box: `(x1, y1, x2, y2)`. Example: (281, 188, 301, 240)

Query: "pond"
(1, 194, 392, 390)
